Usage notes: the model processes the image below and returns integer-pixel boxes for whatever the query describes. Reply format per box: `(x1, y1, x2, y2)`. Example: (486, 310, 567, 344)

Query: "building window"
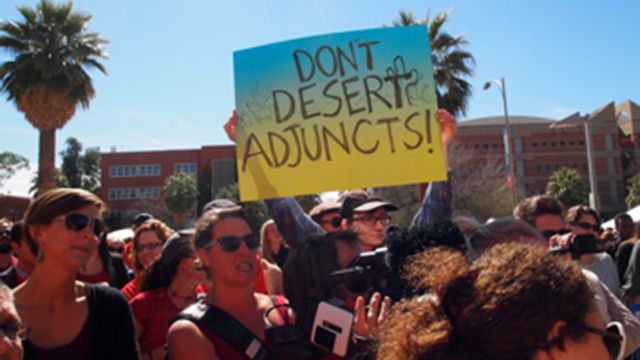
(492, 143, 498, 149)
(605, 135, 614, 151)
(532, 142, 538, 147)
(108, 164, 161, 178)
(517, 160, 526, 177)
(610, 181, 619, 205)
(174, 162, 197, 175)
(211, 159, 237, 193)
(559, 141, 565, 146)
(578, 140, 584, 146)
(514, 138, 524, 154)
(545, 164, 551, 172)
(608, 158, 616, 174)
(535, 164, 542, 173)
(551, 141, 556, 147)
(541, 142, 547, 147)
(569, 141, 575, 146)
(108, 187, 161, 200)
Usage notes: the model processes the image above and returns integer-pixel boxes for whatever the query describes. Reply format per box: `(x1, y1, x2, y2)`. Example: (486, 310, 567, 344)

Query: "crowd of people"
(0, 109, 638, 359)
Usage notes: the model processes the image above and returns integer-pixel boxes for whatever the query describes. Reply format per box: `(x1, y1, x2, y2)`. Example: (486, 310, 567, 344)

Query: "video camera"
(327, 246, 390, 294)
(265, 297, 356, 358)
(549, 234, 601, 259)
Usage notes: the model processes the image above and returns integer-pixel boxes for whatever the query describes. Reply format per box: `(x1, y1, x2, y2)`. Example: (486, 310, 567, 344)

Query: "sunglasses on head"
(211, 234, 260, 253)
(572, 222, 601, 232)
(53, 213, 104, 237)
(541, 229, 570, 240)
(572, 322, 624, 360)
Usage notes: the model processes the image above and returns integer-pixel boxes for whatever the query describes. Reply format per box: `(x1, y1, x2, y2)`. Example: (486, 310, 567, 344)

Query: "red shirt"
(130, 287, 181, 354)
(121, 274, 144, 301)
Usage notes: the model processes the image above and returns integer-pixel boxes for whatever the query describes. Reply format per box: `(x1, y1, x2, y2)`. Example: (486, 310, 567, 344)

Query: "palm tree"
(392, 9, 475, 117)
(0, 0, 108, 193)
(546, 167, 589, 209)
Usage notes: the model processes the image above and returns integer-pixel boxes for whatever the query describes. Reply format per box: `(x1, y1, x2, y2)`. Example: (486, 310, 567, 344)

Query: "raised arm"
(411, 109, 456, 227)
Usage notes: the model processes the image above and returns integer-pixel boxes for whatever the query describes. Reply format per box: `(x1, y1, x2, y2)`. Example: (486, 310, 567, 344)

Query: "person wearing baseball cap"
(308, 201, 342, 233)
(338, 190, 398, 251)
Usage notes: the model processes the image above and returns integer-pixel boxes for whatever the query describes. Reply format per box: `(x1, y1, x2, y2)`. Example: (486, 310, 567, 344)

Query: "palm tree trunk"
(37, 128, 56, 194)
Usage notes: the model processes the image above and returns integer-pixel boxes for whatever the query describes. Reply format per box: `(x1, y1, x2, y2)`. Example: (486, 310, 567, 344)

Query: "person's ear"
(28, 225, 44, 245)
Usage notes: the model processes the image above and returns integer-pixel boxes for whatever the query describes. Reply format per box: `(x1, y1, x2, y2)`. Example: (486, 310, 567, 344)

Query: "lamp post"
(483, 77, 517, 196)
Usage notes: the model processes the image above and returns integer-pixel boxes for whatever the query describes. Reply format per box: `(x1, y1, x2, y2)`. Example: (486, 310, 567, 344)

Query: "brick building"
(100, 100, 639, 220)
(455, 100, 639, 216)
(99, 145, 236, 223)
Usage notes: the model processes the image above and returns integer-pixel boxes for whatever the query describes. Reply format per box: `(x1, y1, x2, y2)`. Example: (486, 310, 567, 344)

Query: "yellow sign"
(233, 26, 446, 201)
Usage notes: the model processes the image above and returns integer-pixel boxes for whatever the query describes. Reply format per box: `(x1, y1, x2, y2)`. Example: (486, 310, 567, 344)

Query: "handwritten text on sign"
(233, 26, 446, 201)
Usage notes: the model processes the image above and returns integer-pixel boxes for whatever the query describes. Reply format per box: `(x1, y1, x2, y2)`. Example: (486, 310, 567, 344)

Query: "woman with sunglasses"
(566, 205, 621, 298)
(167, 207, 293, 359)
(14, 188, 139, 360)
(121, 219, 173, 300)
(377, 242, 626, 360)
(130, 231, 206, 360)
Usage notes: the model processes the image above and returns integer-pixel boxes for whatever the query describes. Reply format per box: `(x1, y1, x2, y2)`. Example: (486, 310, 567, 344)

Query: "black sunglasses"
(572, 322, 624, 360)
(212, 234, 260, 253)
(572, 222, 601, 233)
(0, 230, 10, 239)
(541, 229, 570, 240)
(54, 213, 104, 237)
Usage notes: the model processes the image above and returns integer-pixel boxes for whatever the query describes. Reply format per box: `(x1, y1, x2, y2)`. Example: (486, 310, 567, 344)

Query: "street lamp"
(549, 114, 599, 212)
(483, 77, 517, 194)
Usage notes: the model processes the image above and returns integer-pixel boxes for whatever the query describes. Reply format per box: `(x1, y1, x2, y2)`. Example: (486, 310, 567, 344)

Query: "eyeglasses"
(571, 322, 624, 360)
(53, 213, 104, 237)
(541, 229, 570, 240)
(0, 321, 30, 341)
(351, 215, 391, 227)
(319, 217, 341, 229)
(136, 242, 162, 252)
(572, 222, 601, 233)
(209, 234, 260, 253)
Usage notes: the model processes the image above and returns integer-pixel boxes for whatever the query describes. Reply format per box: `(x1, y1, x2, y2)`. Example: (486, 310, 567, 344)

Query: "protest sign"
(234, 26, 446, 201)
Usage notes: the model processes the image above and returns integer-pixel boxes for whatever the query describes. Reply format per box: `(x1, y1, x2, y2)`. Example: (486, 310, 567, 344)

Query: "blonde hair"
(260, 219, 277, 263)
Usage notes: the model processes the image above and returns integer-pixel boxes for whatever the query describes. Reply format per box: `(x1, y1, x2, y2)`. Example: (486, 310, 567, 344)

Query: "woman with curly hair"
(377, 243, 624, 360)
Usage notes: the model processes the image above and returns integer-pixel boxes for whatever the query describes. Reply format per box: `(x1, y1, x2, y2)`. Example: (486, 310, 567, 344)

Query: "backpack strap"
(176, 302, 272, 360)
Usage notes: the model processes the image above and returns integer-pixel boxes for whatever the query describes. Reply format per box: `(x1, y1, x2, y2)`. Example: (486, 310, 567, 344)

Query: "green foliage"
(59, 137, 101, 192)
(391, 9, 475, 116)
(0, 0, 109, 108)
(626, 174, 640, 209)
(546, 167, 589, 209)
(163, 172, 198, 227)
(0, 151, 28, 187)
(29, 168, 69, 196)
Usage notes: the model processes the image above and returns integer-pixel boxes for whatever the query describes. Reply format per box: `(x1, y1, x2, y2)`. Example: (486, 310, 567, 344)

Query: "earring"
(36, 249, 44, 262)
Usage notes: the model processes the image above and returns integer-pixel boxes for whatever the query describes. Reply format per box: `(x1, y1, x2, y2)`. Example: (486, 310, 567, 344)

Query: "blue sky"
(1, 0, 638, 193)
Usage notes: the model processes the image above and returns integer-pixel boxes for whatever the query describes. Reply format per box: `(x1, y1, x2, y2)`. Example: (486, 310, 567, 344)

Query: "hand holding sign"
(437, 109, 457, 149)
(224, 110, 238, 142)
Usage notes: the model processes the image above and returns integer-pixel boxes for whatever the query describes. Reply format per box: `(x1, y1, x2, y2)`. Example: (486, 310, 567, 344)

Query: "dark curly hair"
(377, 243, 593, 360)
(513, 195, 564, 227)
